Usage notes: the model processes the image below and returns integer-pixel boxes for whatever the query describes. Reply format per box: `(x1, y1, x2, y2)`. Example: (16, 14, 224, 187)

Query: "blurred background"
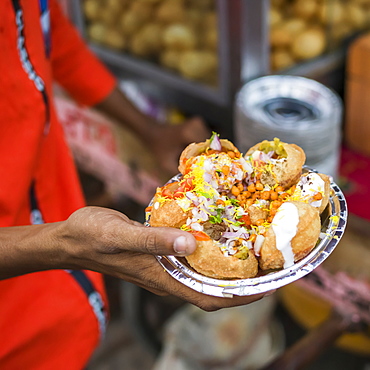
(56, 0, 370, 368)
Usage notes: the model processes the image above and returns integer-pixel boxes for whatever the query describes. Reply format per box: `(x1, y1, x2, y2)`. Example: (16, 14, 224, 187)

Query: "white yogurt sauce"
(295, 172, 325, 208)
(271, 202, 299, 269)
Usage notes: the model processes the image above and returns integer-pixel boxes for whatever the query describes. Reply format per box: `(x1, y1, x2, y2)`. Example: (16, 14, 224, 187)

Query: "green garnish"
(231, 220, 244, 227)
(229, 198, 239, 206)
(234, 246, 249, 260)
(259, 137, 287, 158)
(209, 131, 219, 143)
(199, 191, 213, 199)
(209, 208, 223, 224)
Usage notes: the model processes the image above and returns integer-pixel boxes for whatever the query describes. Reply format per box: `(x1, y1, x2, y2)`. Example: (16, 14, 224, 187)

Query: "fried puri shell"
(248, 205, 268, 225)
(185, 239, 259, 279)
(149, 198, 189, 228)
(178, 138, 239, 175)
(246, 142, 306, 188)
(258, 201, 321, 270)
(317, 173, 330, 214)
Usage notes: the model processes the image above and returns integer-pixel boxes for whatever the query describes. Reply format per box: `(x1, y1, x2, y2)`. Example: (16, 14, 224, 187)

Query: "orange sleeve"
(49, 0, 116, 106)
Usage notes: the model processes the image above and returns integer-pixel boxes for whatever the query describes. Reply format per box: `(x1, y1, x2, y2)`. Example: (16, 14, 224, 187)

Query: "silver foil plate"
(146, 170, 347, 298)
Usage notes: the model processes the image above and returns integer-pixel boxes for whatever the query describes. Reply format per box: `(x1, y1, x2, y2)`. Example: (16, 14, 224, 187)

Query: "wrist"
(0, 222, 72, 279)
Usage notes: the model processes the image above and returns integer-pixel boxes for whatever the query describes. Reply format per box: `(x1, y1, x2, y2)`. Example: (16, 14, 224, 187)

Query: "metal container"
(234, 76, 343, 179)
(146, 168, 347, 298)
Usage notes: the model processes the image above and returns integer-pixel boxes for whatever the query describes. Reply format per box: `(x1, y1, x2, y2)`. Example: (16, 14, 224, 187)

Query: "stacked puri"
(148, 135, 330, 279)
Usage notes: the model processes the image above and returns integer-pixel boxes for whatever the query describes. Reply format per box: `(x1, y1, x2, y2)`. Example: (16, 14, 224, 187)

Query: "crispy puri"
(148, 135, 328, 281)
(150, 198, 189, 228)
(247, 205, 268, 225)
(317, 173, 331, 214)
(259, 201, 321, 270)
(178, 138, 239, 174)
(294, 172, 331, 214)
(185, 239, 259, 279)
(246, 141, 306, 188)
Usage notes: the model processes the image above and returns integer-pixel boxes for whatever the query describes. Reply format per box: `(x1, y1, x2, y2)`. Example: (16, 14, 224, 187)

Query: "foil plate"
(146, 170, 347, 298)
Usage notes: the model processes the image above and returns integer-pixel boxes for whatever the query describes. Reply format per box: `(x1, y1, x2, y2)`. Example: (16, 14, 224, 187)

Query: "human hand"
(148, 117, 211, 179)
(61, 206, 271, 311)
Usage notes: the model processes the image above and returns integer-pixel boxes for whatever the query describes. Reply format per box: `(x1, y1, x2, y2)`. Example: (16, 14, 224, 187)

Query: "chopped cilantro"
(229, 198, 239, 206)
(199, 191, 213, 199)
(209, 208, 223, 224)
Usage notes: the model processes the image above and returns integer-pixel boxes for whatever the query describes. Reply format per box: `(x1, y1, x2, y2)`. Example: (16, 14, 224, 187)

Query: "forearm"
(94, 86, 158, 145)
(0, 222, 69, 280)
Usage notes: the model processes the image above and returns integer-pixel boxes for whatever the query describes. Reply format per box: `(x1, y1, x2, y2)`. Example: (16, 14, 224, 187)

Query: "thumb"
(128, 225, 197, 256)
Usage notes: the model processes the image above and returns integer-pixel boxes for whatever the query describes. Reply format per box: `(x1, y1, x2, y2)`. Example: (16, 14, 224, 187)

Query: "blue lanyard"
(29, 183, 108, 339)
(12, 0, 50, 133)
(39, 0, 51, 57)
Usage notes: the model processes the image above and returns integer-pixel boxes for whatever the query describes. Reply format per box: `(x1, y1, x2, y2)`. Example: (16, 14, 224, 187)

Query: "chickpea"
(227, 151, 236, 159)
(245, 199, 254, 207)
(237, 182, 244, 191)
(270, 191, 278, 200)
(231, 185, 240, 197)
(256, 182, 264, 191)
(271, 200, 282, 209)
(275, 186, 284, 193)
(222, 165, 230, 176)
(252, 192, 260, 200)
(261, 191, 270, 200)
(247, 183, 256, 193)
(243, 190, 252, 198)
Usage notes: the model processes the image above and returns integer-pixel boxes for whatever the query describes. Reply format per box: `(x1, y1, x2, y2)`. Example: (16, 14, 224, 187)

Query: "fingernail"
(173, 236, 189, 254)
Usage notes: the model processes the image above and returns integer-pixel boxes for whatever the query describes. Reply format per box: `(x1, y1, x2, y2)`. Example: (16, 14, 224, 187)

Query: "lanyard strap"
(66, 270, 107, 338)
(29, 182, 107, 338)
(38, 0, 51, 57)
(12, 0, 50, 133)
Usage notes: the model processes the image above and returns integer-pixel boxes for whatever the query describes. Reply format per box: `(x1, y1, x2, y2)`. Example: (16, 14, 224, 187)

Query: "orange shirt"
(0, 0, 116, 368)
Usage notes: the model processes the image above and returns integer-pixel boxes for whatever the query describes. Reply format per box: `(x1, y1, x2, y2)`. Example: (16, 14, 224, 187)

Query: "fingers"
(123, 224, 197, 257)
(148, 266, 275, 311)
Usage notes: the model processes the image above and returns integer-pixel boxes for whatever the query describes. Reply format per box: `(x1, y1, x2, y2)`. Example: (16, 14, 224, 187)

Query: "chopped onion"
(239, 157, 253, 174)
(210, 134, 222, 151)
(185, 191, 197, 203)
(253, 234, 265, 255)
(251, 151, 261, 161)
(203, 172, 212, 184)
(222, 231, 240, 239)
(191, 222, 203, 231)
(203, 158, 213, 172)
(191, 208, 208, 222)
(259, 151, 271, 163)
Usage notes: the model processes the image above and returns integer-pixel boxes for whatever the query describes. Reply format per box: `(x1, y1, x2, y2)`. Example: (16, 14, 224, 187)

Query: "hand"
(148, 117, 211, 178)
(94, 87, 210, 178)
(61, 207, 271, 311)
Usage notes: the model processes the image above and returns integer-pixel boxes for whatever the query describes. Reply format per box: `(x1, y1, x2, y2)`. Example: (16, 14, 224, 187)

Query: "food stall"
(64, 0, 370, 138)
(60, 1, 370, 368)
